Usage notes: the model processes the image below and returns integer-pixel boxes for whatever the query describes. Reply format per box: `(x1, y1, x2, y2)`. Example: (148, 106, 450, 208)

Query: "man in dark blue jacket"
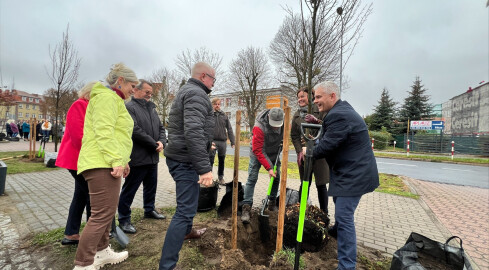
(308, 81, 379, 270)
(118, 79, 167, 234)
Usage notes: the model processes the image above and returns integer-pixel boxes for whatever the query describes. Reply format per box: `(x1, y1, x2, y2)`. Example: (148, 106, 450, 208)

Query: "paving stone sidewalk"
(0, 153, 484, 269)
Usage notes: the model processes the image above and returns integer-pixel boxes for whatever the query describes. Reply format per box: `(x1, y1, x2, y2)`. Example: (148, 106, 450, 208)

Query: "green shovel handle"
(266, 164, 277, 195)
(297, 180, 309, 242)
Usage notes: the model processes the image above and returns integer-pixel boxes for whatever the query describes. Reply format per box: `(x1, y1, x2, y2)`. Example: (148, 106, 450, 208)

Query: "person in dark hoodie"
(209, 97, 235, 185)
(118, 79, 167, 234)
(241, 107, 284, 224)
(159, 62, 215, 270)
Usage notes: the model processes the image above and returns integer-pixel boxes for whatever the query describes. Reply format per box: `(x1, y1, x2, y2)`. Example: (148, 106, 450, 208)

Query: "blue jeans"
(118, 164, 158, 224)
(331, 196, 362, 270)
(159, 158, 200, 270)
(64, 170, 91, 236)
(243, 154, 281, 206)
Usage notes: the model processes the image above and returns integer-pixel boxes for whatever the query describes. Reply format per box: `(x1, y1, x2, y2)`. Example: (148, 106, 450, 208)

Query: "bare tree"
(150, 68, 179, 127)
(42, 87, 78, 124)
(229, 46, 272, 130)
(270, 0, 371, 112)
(46, 24, 81, 151)
(175, 47, 223, 79)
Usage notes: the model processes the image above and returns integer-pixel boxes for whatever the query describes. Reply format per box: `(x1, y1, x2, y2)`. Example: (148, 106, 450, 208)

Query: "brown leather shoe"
(184, 228, 207, 240)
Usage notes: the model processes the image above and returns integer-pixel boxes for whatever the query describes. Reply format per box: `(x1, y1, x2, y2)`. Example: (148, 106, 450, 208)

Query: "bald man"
(159, 62, 216, 270)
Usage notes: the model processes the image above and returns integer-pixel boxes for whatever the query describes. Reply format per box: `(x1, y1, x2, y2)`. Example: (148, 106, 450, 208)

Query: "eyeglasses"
(206, 73, 216, 83)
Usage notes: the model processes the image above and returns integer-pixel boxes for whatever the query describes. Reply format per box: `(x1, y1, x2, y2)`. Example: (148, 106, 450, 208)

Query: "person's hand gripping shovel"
(258, 146, 282, 243)
(294, 123, 322, 270)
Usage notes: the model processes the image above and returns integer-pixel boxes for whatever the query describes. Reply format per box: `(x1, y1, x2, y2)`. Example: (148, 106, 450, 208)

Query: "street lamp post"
(337, 7, 343, 95)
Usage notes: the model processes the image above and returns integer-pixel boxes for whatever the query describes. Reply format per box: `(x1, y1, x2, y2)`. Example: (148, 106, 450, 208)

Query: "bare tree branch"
(229, 46, 272, 130)
(45, 24, 81, 151)
(149, 68, 179, 127)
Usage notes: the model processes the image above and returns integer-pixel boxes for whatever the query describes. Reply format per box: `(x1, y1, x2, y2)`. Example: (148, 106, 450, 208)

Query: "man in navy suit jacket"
(307, 81, 379, 270)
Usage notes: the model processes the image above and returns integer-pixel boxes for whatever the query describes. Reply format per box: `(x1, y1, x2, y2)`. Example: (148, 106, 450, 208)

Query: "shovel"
(258, 146, 282, 243)
(294, 123, 322, 270)
(111, 217, 129, 248)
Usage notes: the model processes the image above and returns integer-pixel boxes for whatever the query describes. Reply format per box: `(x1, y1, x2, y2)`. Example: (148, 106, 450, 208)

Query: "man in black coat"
(308, 81, 379, 270)
(159, 62, 215, 270)
(209, 97, 235, 185)
(118, 79, 167, 234)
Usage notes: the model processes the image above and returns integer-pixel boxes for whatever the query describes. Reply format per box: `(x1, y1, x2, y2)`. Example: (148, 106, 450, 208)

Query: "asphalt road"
(226, 145, 489, 189)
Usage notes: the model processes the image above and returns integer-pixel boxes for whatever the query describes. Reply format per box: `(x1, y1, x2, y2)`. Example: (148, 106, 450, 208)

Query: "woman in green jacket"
(73, 63, 138, 270)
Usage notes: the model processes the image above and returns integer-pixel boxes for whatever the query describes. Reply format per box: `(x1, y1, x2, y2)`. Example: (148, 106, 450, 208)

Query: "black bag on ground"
(275, 188, 312, 207)
(197, 183, 219, 212)
(390, 232, 473, 270)
(217, 181, 244, 216)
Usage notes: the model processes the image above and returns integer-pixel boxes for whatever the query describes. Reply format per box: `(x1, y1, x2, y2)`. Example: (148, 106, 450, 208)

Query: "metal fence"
(399, 134, 489, 156)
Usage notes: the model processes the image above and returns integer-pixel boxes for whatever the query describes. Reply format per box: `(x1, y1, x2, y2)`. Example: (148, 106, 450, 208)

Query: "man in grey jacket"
(209, 97, 235, 185)
(159, 62, 215, 270)
(118, 79, 167, 234)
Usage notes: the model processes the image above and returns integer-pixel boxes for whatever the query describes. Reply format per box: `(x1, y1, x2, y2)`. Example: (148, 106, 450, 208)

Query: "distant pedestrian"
(22, 121, 30, 141)
(5, 121, 12, 137)
(56, 81, 97, 246)
(118, 79, 167, 234)
(41, 119, 52, 141)
(308, 81, 379, 270)
(36, 121, 42, 141)
(73, 63, 138, 270)
(159, 62, 215, 270)
(10, 121, 19, 138)
(209, 97, 235, 185)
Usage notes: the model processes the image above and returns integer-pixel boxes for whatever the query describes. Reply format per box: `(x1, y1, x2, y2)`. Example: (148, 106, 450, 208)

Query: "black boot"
(317, 184, 328, 215)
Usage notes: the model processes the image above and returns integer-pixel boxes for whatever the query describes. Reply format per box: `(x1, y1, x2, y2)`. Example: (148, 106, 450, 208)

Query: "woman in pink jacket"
(56, 81, 97, 245)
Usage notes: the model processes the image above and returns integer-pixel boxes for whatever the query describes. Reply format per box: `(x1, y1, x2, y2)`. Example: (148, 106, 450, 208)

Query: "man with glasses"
(118, 79, 167, 234)
(159, 62, 215, 270)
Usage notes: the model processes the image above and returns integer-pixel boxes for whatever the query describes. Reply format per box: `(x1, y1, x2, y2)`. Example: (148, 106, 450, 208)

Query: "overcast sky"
(1, 0, 487, 116)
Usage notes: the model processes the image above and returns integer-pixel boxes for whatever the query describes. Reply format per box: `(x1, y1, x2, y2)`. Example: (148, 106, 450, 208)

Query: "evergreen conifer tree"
(396, 76, 434, 134)
(370, 88, 397, 133)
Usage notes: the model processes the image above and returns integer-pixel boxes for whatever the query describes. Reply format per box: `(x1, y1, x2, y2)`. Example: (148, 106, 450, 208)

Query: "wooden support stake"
(29, 118, 37, 159)
(231, 110, 241, 250)
(276, 103, 290, 253)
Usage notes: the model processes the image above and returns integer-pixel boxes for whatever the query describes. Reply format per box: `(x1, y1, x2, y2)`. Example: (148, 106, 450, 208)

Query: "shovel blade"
(258, 214, 270, 243)
(112, 226, 130, 248)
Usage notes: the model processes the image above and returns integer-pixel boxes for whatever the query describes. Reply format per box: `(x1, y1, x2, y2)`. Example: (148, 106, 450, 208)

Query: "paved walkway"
(0, 140, 487, 269)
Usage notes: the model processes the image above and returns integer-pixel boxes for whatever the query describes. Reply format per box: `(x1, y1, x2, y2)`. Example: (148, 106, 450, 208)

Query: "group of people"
(54, 59, 378, 270)
(5, 120, 31, 140)
(4, 118, 64, 142)
(239, 82, 379, 270)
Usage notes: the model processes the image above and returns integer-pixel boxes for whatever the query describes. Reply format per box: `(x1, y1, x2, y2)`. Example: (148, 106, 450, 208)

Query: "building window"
(18, 112, 23, 117)
(32, 105, 36, 109)
(32, 114, 36, 118)
(18, 104, 23, 108)
(226, 112, 231, 119)
(39, 114, 43, 119)
(226, 98, 232, 107)
(26, 104, 30, 109)
(29, 97, 33, 102)
(26, 113, 30, 118)
(35, 99, 39, 103)
(22, 96, 27, 101)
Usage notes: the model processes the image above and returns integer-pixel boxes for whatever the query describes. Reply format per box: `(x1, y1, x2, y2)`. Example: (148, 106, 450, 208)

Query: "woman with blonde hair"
(73, 63, 138, 270)
(56, 81, 97, 246)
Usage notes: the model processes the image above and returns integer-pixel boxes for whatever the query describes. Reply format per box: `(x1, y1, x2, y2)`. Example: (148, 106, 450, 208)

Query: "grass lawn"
(217, 154, 417, 199)
(374, 151, 489, 164)
(0, 151, 61, 174)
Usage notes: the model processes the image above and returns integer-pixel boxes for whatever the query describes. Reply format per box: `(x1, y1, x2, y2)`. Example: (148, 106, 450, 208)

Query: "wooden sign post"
(231, 110, 241, 249)
(276, 101, 290, 253)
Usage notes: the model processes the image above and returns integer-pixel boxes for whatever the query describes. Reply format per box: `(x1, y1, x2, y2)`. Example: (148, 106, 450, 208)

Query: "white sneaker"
(93, 244, 128, 269)
(73, 265, 96, 270)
